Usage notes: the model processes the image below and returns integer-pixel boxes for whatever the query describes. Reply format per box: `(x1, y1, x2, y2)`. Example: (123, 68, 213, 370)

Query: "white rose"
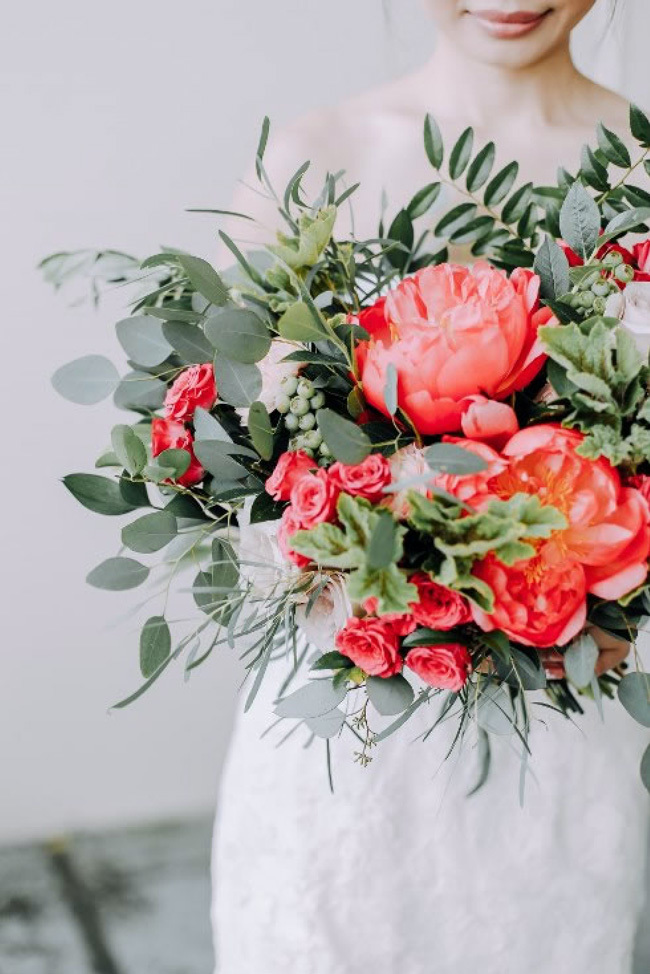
(294, 574, 352, 651)
(237, 496, 294, 598)
(605, 283, 650, 358)
(386, 444, 431, 518)
(236, 339, 302, 420)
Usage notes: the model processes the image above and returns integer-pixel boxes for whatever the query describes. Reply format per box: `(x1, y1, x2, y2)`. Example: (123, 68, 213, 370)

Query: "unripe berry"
(275, 394, 291, 414)
(591, 280, 610, 298)
(603, 250, 624, 268)
(318, 441, 332, 457)
(298, 412, 316, 431)
(280, 375, 299, 396)
(296, 378, 315, 400)
(310, 391, 326, 410)
(303, 429, 322, 449)
(592, 296, 607, 315)
(290, 396, 310, 416)
(284, 413, 300, 432)
(580, 291, 595, 308)
(615, 263, 635, 283)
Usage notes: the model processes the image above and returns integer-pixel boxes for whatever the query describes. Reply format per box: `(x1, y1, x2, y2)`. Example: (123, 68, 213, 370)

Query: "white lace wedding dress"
(211, 635, 649, 974)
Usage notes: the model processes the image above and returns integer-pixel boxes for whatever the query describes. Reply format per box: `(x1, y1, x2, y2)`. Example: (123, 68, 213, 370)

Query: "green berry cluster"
(565, 250, 634, 318)
(275, 375, 331, 464)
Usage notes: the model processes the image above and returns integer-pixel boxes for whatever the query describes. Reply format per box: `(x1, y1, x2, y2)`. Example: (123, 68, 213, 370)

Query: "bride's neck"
(421, 37, 588, 130)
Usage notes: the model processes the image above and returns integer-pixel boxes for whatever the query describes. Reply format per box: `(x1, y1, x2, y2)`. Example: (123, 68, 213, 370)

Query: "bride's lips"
(469, 8, 552, 39)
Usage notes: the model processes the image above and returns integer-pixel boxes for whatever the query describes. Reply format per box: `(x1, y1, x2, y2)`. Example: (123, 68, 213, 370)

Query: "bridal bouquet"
(47, 109, 650, 790)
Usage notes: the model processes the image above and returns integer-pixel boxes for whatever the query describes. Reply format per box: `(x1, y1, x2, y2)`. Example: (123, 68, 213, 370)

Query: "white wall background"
(1, 0, 648, 843)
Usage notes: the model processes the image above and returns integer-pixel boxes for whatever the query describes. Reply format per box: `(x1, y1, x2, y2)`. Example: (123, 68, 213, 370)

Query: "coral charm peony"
(472, 425, 650, 647)
(356, 262, 550, 435)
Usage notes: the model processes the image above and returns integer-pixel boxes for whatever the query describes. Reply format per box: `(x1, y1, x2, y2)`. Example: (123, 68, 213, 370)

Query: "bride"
(211, 3, 649, 972)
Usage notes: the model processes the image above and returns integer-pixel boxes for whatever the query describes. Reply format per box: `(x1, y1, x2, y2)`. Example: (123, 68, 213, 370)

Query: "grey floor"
(1, 817, 648, 974)
(0, 818, 214, 974)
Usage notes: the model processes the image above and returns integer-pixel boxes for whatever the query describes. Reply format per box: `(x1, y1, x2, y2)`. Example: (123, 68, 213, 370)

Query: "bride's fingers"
(588, 625, 630, 676)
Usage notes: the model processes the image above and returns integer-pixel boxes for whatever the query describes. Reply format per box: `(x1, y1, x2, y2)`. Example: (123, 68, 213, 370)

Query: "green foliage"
(86, 557, 150, 591)
(63, 473, 141, 515)
(269, 206, 336, 270)
(212, 357, 262, 407)
(205, 308, 271, 364)
(111, 424, 147, 476)
(140, 615, 171, 678)
(52, 355, 120, 406)
(247, 401, 274, 460)
(618, 672, 650, 727)
(564, 632, 599, 689)
(291, 494, 417, 614)
(366, 675, 415, 716)
(122, 510, 177, 554)
(540, 319, 649, 464)
(316, 408, 371, 464)
(406, 492, 566, 610)
(116, 316, 172, 367)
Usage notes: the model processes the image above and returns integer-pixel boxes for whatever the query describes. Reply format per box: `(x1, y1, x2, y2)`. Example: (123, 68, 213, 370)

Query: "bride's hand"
(590, 625, 630, 676)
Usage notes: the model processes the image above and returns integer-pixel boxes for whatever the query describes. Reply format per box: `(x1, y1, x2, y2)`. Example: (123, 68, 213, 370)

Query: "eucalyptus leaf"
(140, 615, 171, 678)
(205, 308, 271, 364)
(641, 743, 650, 794)
(425, 443, 488, 474)
(367, 512, 399, 570)
(162, 321, 213, 364)
(248, 401, 274, 460)
(600, 207, 650, 246)
(304, 708, 346, 739)
(277, 302, 329, 344)
(63, 473, 139, 515)
(155, 448, 191, 477)
(275, 679, 347, 719)
(86, 557, 150, 591)
(618, 672, 650, 727)
(115, 316, 172, 367)
(383, 363, 398, 416)
(176, 254, 229, 306)
(193, 439, 251, 480)
(111, 424, 147, 476)
(316, 408, 371, 464)
(52, 355, 119, 405)
(366, 674, 415, 716)
(114, 371, 166, 412)
(212, 357, 262, 407)
(122, 510, 177, 554)
(564, 632, 599, 689)
(193, 406, 232, 442)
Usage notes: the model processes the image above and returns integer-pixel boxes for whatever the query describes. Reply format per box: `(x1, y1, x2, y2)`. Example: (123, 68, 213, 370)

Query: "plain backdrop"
(1, 0, 648, 842)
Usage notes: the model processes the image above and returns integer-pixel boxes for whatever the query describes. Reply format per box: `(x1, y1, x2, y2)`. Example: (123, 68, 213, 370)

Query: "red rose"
(164, 364, 217, 422)
(151, 418, 204, 486)
(265, 450, 317, 502)
(632, 240, 650, 277)
(335, 617, 403, 677)
(328, 454, 392, 502)
(363, 597, 417, 636)
(408, 573, 472, 630)
(278, 507, 311, 568)
(289, 470, 340, 529)
(405, 643, 472, 691)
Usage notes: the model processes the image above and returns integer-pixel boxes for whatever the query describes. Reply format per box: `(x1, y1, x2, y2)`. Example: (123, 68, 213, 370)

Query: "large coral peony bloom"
(472, 425, 650, 647)
(356, 263, 550, 436)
